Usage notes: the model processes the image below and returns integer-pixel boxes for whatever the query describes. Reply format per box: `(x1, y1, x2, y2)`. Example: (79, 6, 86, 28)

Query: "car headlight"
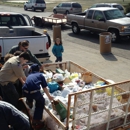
(121, 26, 129, 31)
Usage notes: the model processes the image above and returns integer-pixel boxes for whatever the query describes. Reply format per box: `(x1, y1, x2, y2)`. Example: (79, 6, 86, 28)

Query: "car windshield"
(104, 9, 125, 20)
(36, 0, 45, 3)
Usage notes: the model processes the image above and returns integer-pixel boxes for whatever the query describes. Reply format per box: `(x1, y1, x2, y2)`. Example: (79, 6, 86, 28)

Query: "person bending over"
(22, 64, 53, 127)
(0, 52, 30, 108)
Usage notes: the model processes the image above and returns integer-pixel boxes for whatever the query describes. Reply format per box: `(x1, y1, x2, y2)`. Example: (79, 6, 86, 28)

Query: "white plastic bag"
(64, 69, 70, 78)
(61, 87, 71, 98)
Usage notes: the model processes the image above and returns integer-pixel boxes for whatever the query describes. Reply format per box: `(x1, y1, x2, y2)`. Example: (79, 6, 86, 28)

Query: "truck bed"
(0, 26, 36, 37)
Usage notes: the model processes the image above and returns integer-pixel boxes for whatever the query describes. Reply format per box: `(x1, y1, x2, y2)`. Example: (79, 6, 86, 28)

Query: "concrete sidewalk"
(48, 39, 130, 84)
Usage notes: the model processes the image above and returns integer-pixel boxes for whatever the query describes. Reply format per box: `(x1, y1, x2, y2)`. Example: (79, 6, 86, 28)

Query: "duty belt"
(24, 90, 40, 94)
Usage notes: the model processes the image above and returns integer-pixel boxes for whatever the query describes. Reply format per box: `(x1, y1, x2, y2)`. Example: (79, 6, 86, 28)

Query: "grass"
(0, 0, 130, 12)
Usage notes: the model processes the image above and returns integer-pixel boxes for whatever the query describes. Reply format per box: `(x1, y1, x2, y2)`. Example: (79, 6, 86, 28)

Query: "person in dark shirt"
(22, 64, 53, 127)
(9, 40, 43, 70)
(0, 100, 30, 130)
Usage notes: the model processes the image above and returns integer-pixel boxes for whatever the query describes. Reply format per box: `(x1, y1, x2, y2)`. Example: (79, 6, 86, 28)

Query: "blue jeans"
(23, 91, 45, 120)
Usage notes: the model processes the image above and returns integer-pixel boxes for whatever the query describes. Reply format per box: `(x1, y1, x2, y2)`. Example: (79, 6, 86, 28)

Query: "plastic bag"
(46, 71, 53, 78)
(45, 111, 59, 130)
(61, 87, 71, 98)
(52, 90, 62, 97)
(64, 69, 70, 78)
(69, 73, 79, 80)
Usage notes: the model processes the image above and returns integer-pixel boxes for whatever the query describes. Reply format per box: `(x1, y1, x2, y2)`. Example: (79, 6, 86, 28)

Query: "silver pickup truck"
(0, 12, 50, 63)
(67, 7, 130, 43)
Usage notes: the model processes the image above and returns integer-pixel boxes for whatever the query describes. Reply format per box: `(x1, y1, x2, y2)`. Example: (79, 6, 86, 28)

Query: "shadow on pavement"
(42, 59, 52, 64)
(101, 53, 117, 61)
(34, 23, 71, 31)
(68, 30, 99, 44)
(68, 30, 130, 50)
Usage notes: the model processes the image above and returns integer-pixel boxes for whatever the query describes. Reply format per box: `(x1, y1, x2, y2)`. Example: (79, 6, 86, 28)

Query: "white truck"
(0, 12, 50, 63)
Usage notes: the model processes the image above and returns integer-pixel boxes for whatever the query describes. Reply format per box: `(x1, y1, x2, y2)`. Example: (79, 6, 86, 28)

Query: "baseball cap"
(30, 64, 40, 72)
(53, 73, 65, 82)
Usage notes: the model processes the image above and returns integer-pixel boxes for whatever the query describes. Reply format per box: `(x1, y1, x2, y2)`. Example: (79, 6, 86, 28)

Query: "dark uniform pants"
(23, 91, 45, 120)
(0, 82, 19, 108)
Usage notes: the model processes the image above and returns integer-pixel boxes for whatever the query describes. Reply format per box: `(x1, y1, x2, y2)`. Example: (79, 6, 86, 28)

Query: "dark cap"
(30, 64, 40, 72)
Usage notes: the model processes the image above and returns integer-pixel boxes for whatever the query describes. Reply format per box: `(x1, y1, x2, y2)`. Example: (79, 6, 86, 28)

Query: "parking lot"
(0, 5, 130, 83)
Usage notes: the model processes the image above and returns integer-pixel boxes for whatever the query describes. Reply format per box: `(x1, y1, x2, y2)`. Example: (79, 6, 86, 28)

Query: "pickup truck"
(0, 12, 50, 63)
(67, 7, 130, 43)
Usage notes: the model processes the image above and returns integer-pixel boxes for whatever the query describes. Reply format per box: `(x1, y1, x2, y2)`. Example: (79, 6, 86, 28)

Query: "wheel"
(109, 29, 120, 43)
(38, 18, 43, 27)
(72, 23, 80, 34)
(41, 9, 44, 12)
(65, 10, 69, 15)
(24, 6, 27, 10)
(32, 6, 35, 11)
(53, 9, 57, 14)
(34, 17, 39, 26)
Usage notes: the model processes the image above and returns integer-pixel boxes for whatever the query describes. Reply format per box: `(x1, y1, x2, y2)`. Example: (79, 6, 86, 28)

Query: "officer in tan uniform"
(0, 52, 30, 108)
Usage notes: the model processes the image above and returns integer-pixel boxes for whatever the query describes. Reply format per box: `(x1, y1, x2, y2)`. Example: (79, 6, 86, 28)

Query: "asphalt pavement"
(0, 4, 130, 89)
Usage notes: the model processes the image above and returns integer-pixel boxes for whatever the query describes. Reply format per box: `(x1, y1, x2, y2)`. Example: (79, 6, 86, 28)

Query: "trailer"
(18, 61, 130, 130)
(31, 13, 67, 27)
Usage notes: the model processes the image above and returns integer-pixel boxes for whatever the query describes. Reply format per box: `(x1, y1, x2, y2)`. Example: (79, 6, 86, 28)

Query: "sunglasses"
(23, 47, 28, 50)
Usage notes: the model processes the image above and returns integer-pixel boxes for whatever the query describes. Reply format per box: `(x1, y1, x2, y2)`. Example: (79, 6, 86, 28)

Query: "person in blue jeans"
(22, 64, 53, 128)
(52, 38, 64, 62)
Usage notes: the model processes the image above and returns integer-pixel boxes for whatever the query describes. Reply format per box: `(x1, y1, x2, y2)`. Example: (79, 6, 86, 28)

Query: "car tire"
(109, 29, 120, 43)
(65, 10, 69, 15)
(53, 9, 57, 14)
(38, 18, 43, 27)
(34, 17, 39, 26)
(32, 6, 35, 11)
(24, 6, 27, 10)
(72, 23, 80, 34)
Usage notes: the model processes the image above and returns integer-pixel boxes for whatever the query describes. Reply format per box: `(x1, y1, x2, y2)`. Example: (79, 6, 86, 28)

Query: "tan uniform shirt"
(0, 56, 25, 85)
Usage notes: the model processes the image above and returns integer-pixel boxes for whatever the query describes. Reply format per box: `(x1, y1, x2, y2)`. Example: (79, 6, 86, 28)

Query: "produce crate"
(66, 80, 130, 130)
(43, 61, 130, 130)
(19, 61, 130, 130)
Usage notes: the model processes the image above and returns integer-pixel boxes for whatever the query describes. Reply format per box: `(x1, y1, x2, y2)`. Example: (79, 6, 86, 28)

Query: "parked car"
(53, 2, 82, 14)
(24, 0, 46, 12)
(126, 12, 130, 17)
(84, 3, 125, 14)
(67, 7, 130, 43)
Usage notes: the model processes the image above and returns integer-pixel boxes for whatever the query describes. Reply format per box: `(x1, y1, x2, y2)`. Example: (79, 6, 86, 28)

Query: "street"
(0, 5, 130, 82)
(0, 5, 129, 59)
